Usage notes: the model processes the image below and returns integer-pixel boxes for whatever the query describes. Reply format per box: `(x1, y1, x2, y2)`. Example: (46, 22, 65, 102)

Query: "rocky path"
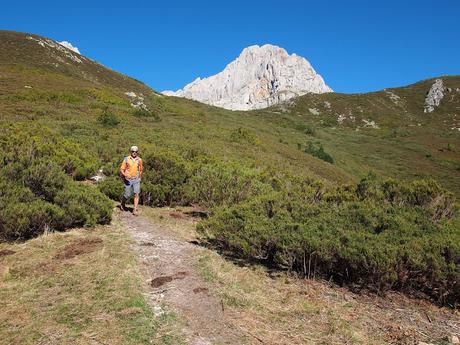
(119, 210, 245, 345)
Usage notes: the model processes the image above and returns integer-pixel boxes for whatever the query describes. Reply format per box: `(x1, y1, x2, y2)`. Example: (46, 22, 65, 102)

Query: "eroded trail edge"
(120, 210, 245, 345)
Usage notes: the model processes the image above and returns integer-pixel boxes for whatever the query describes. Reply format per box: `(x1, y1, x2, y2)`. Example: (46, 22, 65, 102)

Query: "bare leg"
(120, 196, 127, 211)
(133, 193, 139, 215)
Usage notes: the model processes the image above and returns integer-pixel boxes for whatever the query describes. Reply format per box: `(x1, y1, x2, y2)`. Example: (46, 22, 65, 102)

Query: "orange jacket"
(120, 156, 143, 179)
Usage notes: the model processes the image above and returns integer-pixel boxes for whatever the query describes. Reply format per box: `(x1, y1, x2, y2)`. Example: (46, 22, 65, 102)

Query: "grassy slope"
(2, 30, 459, 197)
(261, 77, 460, 195)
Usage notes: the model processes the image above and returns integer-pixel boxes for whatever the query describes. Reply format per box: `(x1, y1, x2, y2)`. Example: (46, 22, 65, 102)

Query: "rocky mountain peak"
(240, 44, 288, 59)
(162, 44, 332, 110)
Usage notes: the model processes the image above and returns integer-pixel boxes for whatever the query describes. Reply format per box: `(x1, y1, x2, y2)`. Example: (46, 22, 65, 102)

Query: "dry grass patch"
(0, 218, 180, 345)
(196, 246, 460, 345)
(141, 206, 201, 242)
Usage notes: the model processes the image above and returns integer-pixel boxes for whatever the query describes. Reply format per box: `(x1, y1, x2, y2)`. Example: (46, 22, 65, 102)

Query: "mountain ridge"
(0, 30, 154, 95)
(163, 44, 332, 110)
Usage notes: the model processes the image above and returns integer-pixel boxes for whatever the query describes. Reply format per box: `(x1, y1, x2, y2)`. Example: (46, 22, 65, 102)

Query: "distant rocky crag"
(163, 44, 332, 110)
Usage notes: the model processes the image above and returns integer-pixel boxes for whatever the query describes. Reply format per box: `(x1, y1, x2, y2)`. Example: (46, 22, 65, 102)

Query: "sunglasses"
(131, 151, 138, 153)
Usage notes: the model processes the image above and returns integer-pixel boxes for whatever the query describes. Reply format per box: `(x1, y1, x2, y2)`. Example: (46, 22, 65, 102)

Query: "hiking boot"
(133, 208, 139, 216)
(120, 199, 127, 211)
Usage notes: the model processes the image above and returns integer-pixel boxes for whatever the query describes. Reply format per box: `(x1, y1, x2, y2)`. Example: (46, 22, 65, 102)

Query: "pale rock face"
(362, 119, 379, 129)
(384, 90, 401, 104)
(162, 44, 332, 110)
(424, 79, 445, 113)
(125, 91, 148, 110)
(309, 108, 320, 115)
(26, 36, 84, 63)
(58, 41, 81, 54)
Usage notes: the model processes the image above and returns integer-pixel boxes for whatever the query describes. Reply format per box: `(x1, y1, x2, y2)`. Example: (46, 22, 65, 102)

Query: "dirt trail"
(119, 210, 246, 345)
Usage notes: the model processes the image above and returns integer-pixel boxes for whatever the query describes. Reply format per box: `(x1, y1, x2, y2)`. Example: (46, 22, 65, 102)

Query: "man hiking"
(120, 146, 143, 215)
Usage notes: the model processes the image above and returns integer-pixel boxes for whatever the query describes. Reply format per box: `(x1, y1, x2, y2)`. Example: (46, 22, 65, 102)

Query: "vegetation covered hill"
(262, 76, 460, 196)
(0, 30, 459, 307)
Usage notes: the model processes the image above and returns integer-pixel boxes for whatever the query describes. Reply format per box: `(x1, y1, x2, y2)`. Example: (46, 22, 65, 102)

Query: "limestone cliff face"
(162, 44, 332, 110)
(424, 79, 445, 113)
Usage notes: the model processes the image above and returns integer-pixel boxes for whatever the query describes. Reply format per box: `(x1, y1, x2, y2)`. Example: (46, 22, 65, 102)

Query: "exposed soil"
(0, 249, 16, 257)
(140, 241, 156, 246)
(151, 271, 190, 287)
(151, 275, 174, 288)
(120, 209, 246, 345)
(54, 237, 103, 260)
(169, 211, 185, 219)
(34, 261, 58, 275)
(193, 287, 209, 295)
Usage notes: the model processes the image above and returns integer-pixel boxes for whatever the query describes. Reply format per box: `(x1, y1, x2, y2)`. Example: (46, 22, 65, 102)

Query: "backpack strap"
(135, 157, 141, 177)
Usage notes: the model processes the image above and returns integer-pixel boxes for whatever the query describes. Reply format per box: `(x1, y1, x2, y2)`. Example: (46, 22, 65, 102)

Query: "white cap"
(130, 145, 139, 152)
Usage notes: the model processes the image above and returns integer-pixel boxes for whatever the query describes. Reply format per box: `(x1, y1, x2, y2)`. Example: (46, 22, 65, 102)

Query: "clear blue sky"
(2, 0, 459, 93)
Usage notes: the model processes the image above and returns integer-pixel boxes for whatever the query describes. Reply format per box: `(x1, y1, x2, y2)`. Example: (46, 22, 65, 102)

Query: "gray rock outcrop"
(162, 44, 332, 110)
(424, 79, 445, 113)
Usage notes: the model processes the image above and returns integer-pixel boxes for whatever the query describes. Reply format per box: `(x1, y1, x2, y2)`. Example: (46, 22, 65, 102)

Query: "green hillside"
(0, 31, 349, 185)
(2, 31, 459, 195)
(1, 30, 459, 307)
(260, 76, 460, 196)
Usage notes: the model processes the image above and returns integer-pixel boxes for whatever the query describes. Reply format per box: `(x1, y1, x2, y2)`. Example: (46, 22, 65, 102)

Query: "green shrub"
(0, 123, 99, 180)
(320, 117, 338, 128)
(140, 150, 190, 206)
(387, 127, 412, 138)
(0, 199, 65, 240)
(198, 174, 460, 306)
(21, 159, 68, 201)
(358, 174, 456, 220)
(304, 142, 334, 164)
(0, 123, 112, 240)
(303, 125, 316, 136)
(294, 123, 315, 135)
(132, 108, 160, 121)
(88, 88, 130, 106)
(140, 181, 167, 206)
(0, 169, 112, 240)
(54, 184, 112, 228)
(10, 90, 83, 104)
(230, 127, 260, 145)
(97, 108, 120, 127)
(186, 162, 273, 209)
(98, 176, 125, 201)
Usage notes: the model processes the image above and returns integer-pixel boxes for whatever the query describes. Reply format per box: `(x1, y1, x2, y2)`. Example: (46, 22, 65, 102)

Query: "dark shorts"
(124, 177, 141, 198)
